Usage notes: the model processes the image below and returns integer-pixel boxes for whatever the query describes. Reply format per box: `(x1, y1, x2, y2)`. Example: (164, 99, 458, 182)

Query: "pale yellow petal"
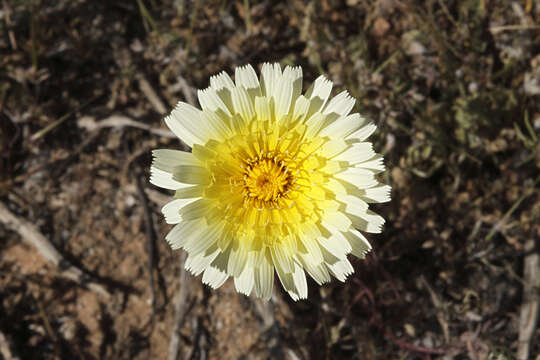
(349, 210, 386, 233)
(254, 250, 274, 300)
(235, 64, 261, 99)
(343, 229, 372, 259)
(152, 149, 199, 172)
(165, 218, 206, 250)
(304, 75, 333, 116)
(227, 245, 248, 277)
(260, 62, 282, 99)
(202, 266, 229, 289)
(323, 91, 355, 117)
(172, 165, 211, 185)
(150, 167, 185, 190)
(234, 263, 255, 296)
(198, 88, 232, 117)
(165, 102, 205, 147)
(231, 86, 256, 123)
(162, 198, 199, 224)
(359, 184, 392, 203)
(326, 257, 354, 282)
(347, 121, 377, 141)
(183, 221, 223, 255)
(333, 142, 375, 164)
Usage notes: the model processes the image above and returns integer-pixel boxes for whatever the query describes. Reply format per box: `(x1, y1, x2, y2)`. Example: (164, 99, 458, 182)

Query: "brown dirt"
(1, 0, 539, 359)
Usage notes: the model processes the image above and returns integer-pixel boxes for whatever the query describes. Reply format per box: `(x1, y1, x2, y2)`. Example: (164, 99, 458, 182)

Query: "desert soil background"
(1, 0, 539, 359)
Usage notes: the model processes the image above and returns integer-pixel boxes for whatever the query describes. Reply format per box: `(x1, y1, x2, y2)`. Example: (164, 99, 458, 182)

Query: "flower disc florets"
(150, 63, 391, 300)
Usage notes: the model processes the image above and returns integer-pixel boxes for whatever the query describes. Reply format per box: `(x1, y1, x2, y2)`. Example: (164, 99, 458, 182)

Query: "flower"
(150, 63, 391, 300)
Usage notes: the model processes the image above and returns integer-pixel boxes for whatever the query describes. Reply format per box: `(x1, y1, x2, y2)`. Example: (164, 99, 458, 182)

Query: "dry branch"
(78, 115, 175, 138)
(168, 252, 190, 360)
(252, 298, 285, 360)
(137, 74, 168, 114)
(0, 330, 19, 360)
(136, 175, 159, 317)
(0, 202, 110, 298)
(517, 238, 540, 360)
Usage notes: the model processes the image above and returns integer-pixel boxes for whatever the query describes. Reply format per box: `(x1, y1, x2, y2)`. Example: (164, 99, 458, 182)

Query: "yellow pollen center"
(244, 158, 291, 206)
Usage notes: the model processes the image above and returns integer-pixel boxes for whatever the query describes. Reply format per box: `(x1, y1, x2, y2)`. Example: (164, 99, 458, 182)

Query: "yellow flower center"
(243, 157, 293, 209)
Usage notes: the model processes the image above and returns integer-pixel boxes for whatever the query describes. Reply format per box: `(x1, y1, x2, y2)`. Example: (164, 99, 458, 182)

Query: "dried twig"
(0, 330, 19, 360)
(168, 252, 191, 360)
(30, 94, 102, 141)
(419, 276, 450, 343)
(135, 175, 159, 318)
(78, 115, 175, 138)
(517, 238, 540, 360)
(124, 184, 170, 208)
(349, 278, 447, 356)
(0, 202, 111, 298)
(489, 24, 540, 33)
(2, 0, 17, 50)
(188, 316, 208, 360)
(252, 298, 285, 360)
(485, 184, 537, 242)
(137, 74, 167, 114)
(168, 75, 197, 106)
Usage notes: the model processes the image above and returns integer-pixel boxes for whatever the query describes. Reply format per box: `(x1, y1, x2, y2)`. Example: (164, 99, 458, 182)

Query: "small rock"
(373, 18, 390, 37)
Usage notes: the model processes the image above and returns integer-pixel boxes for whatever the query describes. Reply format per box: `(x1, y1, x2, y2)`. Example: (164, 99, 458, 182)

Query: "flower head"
(150, 63, 391, 300)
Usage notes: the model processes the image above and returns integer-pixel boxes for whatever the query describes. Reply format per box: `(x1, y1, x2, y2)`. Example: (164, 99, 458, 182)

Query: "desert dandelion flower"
(150, 63, 391, 300)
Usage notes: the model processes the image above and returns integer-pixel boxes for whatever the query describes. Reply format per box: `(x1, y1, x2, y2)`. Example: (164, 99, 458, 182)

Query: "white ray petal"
(172, 165, 211, 185)
(254, 251, 274, 300)
(209, 71, 235, 90)
(260, 62, 282, 99)
(288, 66, 303, 105)
(335, 193, 369, 218)
(333, 167, 378, 189)
(198, 88, 232, 117)
(150, 167, 185, 190)
(333, 142, 375, 164)
(274, 261, 298, 300)
(323, 91, 355, 117)
(322, 211, 353, 232)
(349, 210, 386, 233)
(326, 257, 354, 282)
(165, 102, 205, 147)
(174, 185, 205, 199)
(234, 264, 255, 296)
(359, 184, 392, 203)
(183, 221, 223, 255)
(298, 231, 324, 264)
(202, 266, 229, 289)
(165, 218, 206, 250)
(318, 223, 352, 259)
(178, 198, 213, 221)
(319, 113, 367, 139)
(271, 246, 294, 274)
(291, 259, 308, 299)
(274, 66, 295, 120)
(255, 96, 272, 122)
(292, 95, 310, 122)
(343, 229, 372, 259)
(185, 246, 220, 276)
(161, 198, 199, 224)
(227, 245, 248, 277)
(151, 149, 199, 172)
(210, 243, 232, 273)
(304, 75, 333, 116)
(356, 154, 386, 173)
(235, 64, 261, 99)
(231, 86, 256, 123)
(298, 254, 331, 285)
(347, 121, 377, 142)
